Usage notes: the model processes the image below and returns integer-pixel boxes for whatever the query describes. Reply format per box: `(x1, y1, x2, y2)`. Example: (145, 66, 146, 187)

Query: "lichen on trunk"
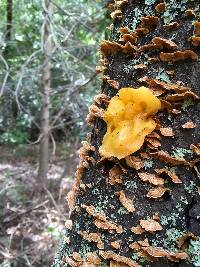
(53, 0, 200, 266)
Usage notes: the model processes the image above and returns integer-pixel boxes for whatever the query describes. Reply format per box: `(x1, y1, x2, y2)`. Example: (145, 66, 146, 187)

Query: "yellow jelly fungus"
(99, 87, 161, 159)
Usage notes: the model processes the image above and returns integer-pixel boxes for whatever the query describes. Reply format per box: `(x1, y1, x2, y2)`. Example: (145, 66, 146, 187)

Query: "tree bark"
(54, 1, 200, 266)
(3, 0, 12, 73)
(38, 0, 53, 185)
(5, 0, 12, 41)
(3, 0, 12, 57)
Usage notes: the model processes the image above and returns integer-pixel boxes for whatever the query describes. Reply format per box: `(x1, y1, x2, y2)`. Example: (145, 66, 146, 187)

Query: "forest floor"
(0, 144, 79, 267)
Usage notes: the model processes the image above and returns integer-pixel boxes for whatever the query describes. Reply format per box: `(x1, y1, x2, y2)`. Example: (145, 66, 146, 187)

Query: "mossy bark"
(53, 1, 200, 266)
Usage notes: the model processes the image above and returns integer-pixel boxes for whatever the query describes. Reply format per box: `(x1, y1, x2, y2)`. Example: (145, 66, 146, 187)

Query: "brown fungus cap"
(141, 16, 160, 29)
(185, 9, 196, 18)
(155, 2, 166, 13)
(182, 121, 196, 129)
(100, 41, 121, 56)
(78, 231, 104, 249)
(140, 219, 162, 232)
(166, 91, 199, 102)
(134, 27, 149, 36)
(160, 50, 198, 62)
(120, 33, 137, 44)
(110, 9, 123, 20)
(190, 36, 200, 47)
(85, 252, 101, 265)
(133, 63, 147, 70)
(177, 232, 198, 249)
(190, 143, 200, 156)
(108, 166, 123, 185)
(110, 240, 121, 249)
(115, 190, 135, 213)
(147, 187, 171, 199)
(99, 251, 141, 267)
(107, 79, 120, 89)
(152, 37, 178, 49)
(86, 104, 104, 125)
(160, 127, 174, 137)
(163, 22, 179, 30)
(125, 156, 144, 170)
(138, 172, 165, 185)
(194, 21, 200, 36)
(155, 168, 182, 183)
(131, 225, 145, 235)
(140, 246, 188, 262)
(151, 151, 189, 166)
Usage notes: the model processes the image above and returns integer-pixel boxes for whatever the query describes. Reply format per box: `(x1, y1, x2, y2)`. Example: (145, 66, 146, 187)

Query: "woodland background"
(0, 0, 108, 266)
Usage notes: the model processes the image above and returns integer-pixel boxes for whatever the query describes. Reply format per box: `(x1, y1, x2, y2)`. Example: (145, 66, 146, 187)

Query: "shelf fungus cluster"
(56, 1, 200, 267)
(67, 141, 96, 212)
(190, 21, 200, 47)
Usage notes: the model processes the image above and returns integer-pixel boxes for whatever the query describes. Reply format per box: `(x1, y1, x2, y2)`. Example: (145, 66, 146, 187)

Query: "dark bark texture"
(5, 0, 13, 42)
(53, 1, 200, 266)
(4, 0, 13, 57)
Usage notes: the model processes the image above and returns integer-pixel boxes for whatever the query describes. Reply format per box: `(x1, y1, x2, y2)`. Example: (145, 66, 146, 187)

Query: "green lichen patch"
(131, 250, 150, 264)
(156, 68, 171, 83)
(187, 239, 200, 266)
(160, 212, 182, 227)
(151, 228, 185, 252)
(181, 99, 195, 111)
(145, 0, 157, 5)
(143, 159, 154, 169)
(125, 180, 138, 190)
(171, 146, 193, 159)
(78, 241, 93, 257)
(163, 0, 191, 24)
(117, 206, 129, 215)
(122, 7, 143, 31)
(184, 180, 197, 194)
(164, 228, 185, 251)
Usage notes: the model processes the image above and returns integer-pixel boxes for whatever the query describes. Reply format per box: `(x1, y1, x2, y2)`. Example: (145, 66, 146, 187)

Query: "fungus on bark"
(54, 1, 200, 266)
(99, 87, 161, 159)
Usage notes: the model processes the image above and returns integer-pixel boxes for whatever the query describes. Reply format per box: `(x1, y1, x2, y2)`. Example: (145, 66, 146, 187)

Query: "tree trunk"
(4, 0, 13, 56)
(38, 0, 53, 185)
(4, 0, 12, 57)
(5, 0, 12, 41)
(54, 0, 200, 266)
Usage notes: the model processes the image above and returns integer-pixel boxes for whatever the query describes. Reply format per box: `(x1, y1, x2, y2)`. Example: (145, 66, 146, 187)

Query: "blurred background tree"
(0, 0, 110, 266)
(0, 0, 110, 183)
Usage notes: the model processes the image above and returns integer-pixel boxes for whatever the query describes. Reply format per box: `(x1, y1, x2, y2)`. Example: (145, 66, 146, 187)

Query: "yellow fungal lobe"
(99, 87, 161, 159)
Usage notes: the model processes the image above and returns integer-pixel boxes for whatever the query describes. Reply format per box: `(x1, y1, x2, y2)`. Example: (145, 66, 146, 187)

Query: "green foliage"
(1, 175, 28, 206)
(1, 259, 18, 267)
(44, 224, 63, 240)
(0, 0, 108, 145)
(0, 114, 31, 144)
(0, 130, 28, 144)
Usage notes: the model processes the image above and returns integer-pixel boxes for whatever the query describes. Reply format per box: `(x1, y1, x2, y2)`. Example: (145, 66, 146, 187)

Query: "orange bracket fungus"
(99, 87, 161, 159)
